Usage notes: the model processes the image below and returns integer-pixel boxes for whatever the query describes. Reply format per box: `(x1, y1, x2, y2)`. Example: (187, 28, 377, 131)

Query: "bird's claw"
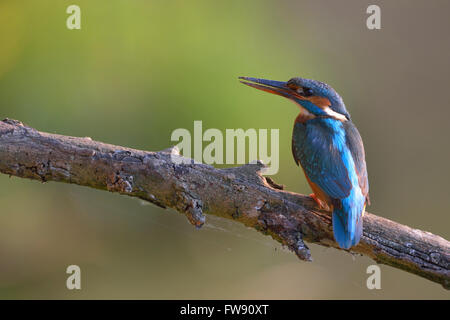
(309, 193, 327, 210)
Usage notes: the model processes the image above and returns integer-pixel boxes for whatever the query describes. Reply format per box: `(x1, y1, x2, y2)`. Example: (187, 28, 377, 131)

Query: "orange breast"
(303, 169, 332, 210)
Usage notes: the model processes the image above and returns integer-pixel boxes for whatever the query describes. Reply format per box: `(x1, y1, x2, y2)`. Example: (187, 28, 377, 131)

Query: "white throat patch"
(323, 107, 348, 122)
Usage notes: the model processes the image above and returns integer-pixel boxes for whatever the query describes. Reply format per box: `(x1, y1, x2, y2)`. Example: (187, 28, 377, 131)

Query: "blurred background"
(0, 0, 449, 299)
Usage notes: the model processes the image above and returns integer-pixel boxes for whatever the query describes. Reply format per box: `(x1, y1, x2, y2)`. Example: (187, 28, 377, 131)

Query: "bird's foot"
(309, 193, 328, 210)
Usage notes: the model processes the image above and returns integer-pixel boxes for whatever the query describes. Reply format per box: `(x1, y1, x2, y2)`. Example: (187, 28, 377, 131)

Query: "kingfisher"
(239, 76, 369, 249)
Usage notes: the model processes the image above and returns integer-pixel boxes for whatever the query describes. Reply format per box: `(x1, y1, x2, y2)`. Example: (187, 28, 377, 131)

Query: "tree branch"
(0, 118, 448, 289)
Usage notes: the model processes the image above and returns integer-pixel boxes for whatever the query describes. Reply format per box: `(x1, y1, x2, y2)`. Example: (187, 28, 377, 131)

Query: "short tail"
(332, 204, 363, 249)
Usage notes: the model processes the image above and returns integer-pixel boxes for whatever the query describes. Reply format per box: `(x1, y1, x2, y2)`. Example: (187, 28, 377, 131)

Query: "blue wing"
(292, 117, 369, 249)
(343, 121, 370, 204)
(292, 118, 353, 201)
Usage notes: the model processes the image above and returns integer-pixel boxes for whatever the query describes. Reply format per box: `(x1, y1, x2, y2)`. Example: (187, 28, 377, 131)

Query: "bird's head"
(239, 76, 350, 121)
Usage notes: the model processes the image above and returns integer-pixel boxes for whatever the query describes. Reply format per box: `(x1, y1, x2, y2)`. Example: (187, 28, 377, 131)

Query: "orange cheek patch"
(305, 96, 331, 109)
(295, 110, 315, 123)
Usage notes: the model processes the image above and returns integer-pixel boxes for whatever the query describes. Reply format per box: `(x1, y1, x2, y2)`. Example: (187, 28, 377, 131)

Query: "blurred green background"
(0, 0, 449, 299)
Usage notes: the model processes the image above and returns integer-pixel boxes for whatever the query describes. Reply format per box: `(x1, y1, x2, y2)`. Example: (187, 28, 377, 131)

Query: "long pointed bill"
(239, 77, 297, 99)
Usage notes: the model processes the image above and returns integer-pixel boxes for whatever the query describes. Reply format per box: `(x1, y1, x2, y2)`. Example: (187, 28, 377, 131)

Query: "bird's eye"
(287, 80, 298, 90)
(303, 87, 313, 97)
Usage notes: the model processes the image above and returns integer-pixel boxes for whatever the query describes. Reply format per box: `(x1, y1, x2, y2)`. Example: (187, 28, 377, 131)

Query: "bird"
(239, 76, 369, 249)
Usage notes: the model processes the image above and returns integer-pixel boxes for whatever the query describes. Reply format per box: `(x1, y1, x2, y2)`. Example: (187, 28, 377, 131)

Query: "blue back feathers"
(292, 118, 368, 249)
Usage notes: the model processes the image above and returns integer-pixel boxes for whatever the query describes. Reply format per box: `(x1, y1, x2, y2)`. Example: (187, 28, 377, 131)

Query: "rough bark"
(0, 118, 448, 289)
